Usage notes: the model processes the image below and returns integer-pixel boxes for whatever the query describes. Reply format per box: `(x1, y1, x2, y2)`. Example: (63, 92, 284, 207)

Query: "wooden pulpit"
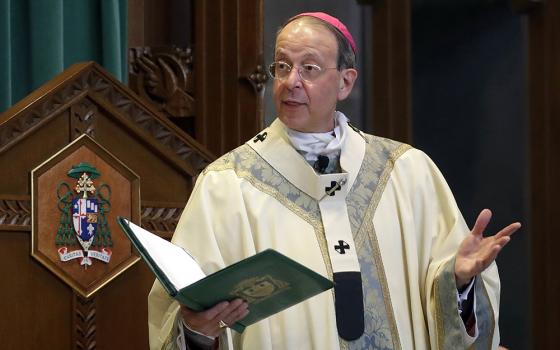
(0, 62, 214, 349)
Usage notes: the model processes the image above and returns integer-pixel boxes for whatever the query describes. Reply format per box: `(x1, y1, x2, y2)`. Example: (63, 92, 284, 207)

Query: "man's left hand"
(454, 209, 521, 288)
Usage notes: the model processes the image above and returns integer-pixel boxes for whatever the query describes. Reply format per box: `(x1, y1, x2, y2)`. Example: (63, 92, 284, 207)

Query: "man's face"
(273, 20, 354, 133)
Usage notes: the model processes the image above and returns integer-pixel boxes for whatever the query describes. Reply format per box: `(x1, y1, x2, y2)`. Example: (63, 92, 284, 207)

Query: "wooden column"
(517, 0, 559, 348)
(195, 0, 266, 156)
(370, 0, 412, 143)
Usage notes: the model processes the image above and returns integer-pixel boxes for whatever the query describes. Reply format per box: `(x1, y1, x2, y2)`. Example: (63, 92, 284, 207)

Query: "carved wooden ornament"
(31, 134, 141, 298)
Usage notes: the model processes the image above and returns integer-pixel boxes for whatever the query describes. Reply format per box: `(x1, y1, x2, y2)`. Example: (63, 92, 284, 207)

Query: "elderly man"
(148, 12, 519, 350)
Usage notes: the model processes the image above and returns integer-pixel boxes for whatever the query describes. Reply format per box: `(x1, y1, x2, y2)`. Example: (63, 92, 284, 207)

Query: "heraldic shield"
(32, 135, 140, 297)
(72, 197, 99, 251)
(56, 162, 113, 267)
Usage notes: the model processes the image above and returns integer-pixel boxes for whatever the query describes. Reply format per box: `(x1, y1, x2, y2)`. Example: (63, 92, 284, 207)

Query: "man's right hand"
(180, 299, 249, 338)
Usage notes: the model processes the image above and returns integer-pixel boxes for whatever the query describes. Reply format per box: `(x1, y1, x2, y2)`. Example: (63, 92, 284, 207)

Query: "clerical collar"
(286, 112, 348, 173)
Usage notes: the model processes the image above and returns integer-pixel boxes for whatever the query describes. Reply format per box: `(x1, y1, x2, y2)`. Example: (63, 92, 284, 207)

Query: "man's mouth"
(282, 100, 305, 107)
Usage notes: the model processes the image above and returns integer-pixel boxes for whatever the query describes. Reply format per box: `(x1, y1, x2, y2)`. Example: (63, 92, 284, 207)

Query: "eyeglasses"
(268, 61, 338, 83)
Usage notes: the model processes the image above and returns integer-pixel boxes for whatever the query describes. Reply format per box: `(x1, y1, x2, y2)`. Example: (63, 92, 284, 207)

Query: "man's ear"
(337, 68, 358, 101)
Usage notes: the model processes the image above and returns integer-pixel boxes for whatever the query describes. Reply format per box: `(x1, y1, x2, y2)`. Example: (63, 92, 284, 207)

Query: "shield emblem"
(72, 198, 98, 251)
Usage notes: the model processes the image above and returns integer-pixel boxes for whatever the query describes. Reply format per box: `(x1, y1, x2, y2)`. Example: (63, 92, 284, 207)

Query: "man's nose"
(284, 67, 303, 89)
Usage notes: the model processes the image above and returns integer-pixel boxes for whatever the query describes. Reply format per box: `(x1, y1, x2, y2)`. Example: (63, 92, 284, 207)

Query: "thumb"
(471, 209, 492, 237)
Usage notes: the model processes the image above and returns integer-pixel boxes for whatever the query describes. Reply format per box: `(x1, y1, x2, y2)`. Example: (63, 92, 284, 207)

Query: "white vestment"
(148, 114, 501, 350)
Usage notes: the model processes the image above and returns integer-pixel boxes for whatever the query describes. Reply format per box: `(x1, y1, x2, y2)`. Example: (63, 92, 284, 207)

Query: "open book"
(117, 217, 334, 333)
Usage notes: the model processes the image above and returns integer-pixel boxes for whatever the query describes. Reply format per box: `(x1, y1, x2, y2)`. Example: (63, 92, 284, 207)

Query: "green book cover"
(117, 217, 334, 333)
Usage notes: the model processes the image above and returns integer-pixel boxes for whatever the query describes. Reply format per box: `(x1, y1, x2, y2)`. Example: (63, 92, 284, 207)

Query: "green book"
(117, 217, 334, 333)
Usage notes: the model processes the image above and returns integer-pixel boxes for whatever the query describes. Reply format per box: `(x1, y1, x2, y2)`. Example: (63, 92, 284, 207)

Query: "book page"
(125, 220, 205, 290)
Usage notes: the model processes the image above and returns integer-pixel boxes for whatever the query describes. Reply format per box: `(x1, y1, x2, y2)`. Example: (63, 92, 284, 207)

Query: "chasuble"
(148, 113, 500, 350)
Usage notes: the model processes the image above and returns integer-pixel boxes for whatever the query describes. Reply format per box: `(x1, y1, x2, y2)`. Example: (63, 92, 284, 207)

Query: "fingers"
(495, 222, 522, 239)
(495, 235, 511, 247)
(470, 209, 492, 238)
(181, 301, 229, 337)
(204, 300, 232, 320)
(480, 233, 512, 262)
(216, 299, 250, 327)
(484, 243, 504, 265)
(456, 214, 519, 282)
(458, 245, 501, 280)
(475, 236, 512, 271)
(180, 299, 249, 338)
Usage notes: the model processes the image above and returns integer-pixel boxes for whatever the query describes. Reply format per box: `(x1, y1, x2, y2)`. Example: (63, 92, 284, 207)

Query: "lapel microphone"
(314, 155, 330, 174)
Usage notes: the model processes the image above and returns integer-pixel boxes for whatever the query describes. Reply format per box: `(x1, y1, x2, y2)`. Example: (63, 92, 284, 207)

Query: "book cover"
(117, 217, 334, 333)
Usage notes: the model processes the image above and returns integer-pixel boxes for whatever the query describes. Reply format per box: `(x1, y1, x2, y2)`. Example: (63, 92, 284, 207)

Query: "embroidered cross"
(334, 240, 350, 254)
(253, 132, 268, 143)
(325, 181, 342, 196)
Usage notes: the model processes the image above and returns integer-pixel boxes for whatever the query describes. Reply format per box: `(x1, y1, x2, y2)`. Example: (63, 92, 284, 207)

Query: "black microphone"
(314, 155, 330, 174)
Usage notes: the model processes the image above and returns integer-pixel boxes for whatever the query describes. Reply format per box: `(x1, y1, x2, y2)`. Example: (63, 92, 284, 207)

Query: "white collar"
(285, 113, 348, 163)
(247, 112, 365, 200)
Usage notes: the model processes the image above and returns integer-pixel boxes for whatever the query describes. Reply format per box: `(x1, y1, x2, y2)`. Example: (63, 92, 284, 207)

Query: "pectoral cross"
(325, 181, 342, 196)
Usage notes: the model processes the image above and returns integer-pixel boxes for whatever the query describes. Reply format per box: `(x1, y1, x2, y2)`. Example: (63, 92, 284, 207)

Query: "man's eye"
(302, 64, 320, 72)
(277, 62, 290, 71)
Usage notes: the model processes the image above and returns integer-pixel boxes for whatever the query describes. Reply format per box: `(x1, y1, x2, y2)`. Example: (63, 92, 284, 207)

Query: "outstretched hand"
(454, 209, 521, 288)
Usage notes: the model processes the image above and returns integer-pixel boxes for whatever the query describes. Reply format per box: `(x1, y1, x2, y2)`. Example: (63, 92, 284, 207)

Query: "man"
(148, 12, 520, 350)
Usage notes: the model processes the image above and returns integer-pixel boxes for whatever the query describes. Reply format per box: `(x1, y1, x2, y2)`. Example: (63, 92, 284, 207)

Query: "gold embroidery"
(480, 279, 496, 350)
(433, 271, 444, 350)
(161, 314, 178, 350)
(434, 258, 497, 350)
(358, 143, 410, 350)
(204, 147, 333, 278)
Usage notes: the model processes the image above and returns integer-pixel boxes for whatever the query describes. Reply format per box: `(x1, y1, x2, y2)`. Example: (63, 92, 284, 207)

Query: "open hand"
(454, 209, 521, 288)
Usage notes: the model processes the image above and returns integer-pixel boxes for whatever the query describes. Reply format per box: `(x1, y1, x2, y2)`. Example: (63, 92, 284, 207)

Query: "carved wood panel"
(195, 0, 266, 155)
(0, 196, 31, 231)
(128, 0, 265, 155)
(73, 293, 97, 350)
(71, 99, 98, 139)
(129, 46, 195, 118)
(0, 61, 209, 349)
